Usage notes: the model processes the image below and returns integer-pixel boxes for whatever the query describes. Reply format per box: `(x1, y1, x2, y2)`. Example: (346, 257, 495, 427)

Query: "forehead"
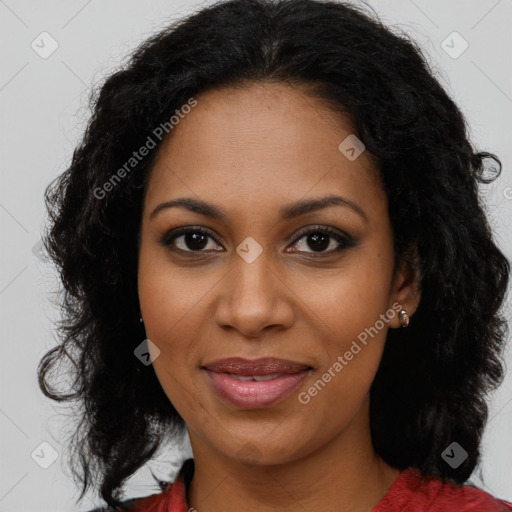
(144, 81, 385, 220)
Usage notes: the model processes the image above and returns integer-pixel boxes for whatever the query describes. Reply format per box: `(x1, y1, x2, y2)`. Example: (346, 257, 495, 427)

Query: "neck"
(186, 401, 400, 512)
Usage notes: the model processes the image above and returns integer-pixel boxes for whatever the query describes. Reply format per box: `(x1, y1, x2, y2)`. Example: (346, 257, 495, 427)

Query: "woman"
(38, 0, 512, 510)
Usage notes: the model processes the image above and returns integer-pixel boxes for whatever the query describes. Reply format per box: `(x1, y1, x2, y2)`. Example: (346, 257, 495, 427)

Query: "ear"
(387, 245, 422, 329)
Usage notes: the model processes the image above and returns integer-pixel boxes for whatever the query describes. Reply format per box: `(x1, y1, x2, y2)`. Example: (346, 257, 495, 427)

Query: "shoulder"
(83, 496, 138, 511)
(82, 483, 172, 512)
(376, 467, 512, 512)
(82, 459, 194, 512)
(83, 483, 174, 511)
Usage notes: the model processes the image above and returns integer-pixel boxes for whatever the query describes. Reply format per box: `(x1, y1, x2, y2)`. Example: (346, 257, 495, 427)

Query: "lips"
(202, 357, 312, 409)
(203, 357, 311, 376)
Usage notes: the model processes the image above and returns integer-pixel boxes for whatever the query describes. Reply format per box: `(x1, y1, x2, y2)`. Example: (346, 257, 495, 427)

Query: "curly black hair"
(38, 0, 510, 508)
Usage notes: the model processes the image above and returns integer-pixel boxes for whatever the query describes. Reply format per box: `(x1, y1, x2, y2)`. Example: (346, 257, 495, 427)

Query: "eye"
(159, 225, 356, 256)
(287, 226, 356, 255)
(159, 226, 222, 253)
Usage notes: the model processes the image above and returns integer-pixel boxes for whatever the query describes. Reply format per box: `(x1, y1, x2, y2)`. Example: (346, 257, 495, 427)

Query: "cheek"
(300, 310, 389, 426)
(315, 242, 393, 343)
(304, 239, 394, 403)
(138, 245, 209, 340)
(137, 246, 214, 408)
(138, 269, 202, 418)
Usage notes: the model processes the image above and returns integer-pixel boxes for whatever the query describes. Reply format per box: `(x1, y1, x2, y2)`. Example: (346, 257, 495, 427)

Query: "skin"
(137, 81, 421, 512)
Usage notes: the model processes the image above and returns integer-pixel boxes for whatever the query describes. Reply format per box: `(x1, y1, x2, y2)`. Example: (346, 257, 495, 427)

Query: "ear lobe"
(389, 245, 422, 328)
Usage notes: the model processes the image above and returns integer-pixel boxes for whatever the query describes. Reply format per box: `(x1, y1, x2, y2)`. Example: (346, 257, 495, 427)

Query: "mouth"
(201, 357, 312, 409)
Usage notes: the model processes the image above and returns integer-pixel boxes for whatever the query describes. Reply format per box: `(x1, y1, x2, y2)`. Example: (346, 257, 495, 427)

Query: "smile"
(203, 369, 311, 409)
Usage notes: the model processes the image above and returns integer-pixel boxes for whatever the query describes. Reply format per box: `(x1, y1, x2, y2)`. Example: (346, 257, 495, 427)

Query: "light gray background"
(1, 0, 511, 510)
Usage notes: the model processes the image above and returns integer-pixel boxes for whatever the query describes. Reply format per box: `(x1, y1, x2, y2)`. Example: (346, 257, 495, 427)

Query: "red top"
(119, 459, 512, 512)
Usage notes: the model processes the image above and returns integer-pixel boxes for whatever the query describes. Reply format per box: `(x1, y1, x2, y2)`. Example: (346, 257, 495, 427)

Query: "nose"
(213, 253, 295, 339)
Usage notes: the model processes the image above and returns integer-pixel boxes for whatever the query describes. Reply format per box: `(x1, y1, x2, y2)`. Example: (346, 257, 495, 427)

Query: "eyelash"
(159, 225, 357, 257)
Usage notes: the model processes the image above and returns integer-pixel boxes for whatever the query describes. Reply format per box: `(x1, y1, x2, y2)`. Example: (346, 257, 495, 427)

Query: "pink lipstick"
(202, 357, 311, 409)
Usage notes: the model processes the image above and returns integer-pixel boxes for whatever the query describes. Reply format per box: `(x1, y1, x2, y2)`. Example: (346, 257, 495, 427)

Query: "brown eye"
(160, 227, 223, 253)
(159, 225, 357, 256)
(288, 226, 356, 255)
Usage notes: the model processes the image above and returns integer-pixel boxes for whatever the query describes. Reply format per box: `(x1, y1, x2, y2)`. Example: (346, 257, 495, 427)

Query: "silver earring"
(399, 309, 409, 328)
(139, 317, 143, 324)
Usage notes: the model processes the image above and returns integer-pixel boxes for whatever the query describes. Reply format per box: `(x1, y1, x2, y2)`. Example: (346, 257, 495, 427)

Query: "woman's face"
(138, 81, 419, 465)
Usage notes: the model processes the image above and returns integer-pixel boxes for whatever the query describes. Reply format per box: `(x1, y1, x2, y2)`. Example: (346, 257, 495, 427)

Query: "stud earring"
(139, 317, 144, 324)
(399, 309, 409, 328)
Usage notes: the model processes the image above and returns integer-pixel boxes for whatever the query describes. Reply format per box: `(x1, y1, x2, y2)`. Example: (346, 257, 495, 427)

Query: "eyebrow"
(149, 194, 368, 223)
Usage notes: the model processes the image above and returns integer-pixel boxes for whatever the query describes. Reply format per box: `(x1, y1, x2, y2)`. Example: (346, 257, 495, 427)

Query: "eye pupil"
(163, 227, 350, 255)
(308, 232, 329, 252)
(186, 232, 208, 250)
